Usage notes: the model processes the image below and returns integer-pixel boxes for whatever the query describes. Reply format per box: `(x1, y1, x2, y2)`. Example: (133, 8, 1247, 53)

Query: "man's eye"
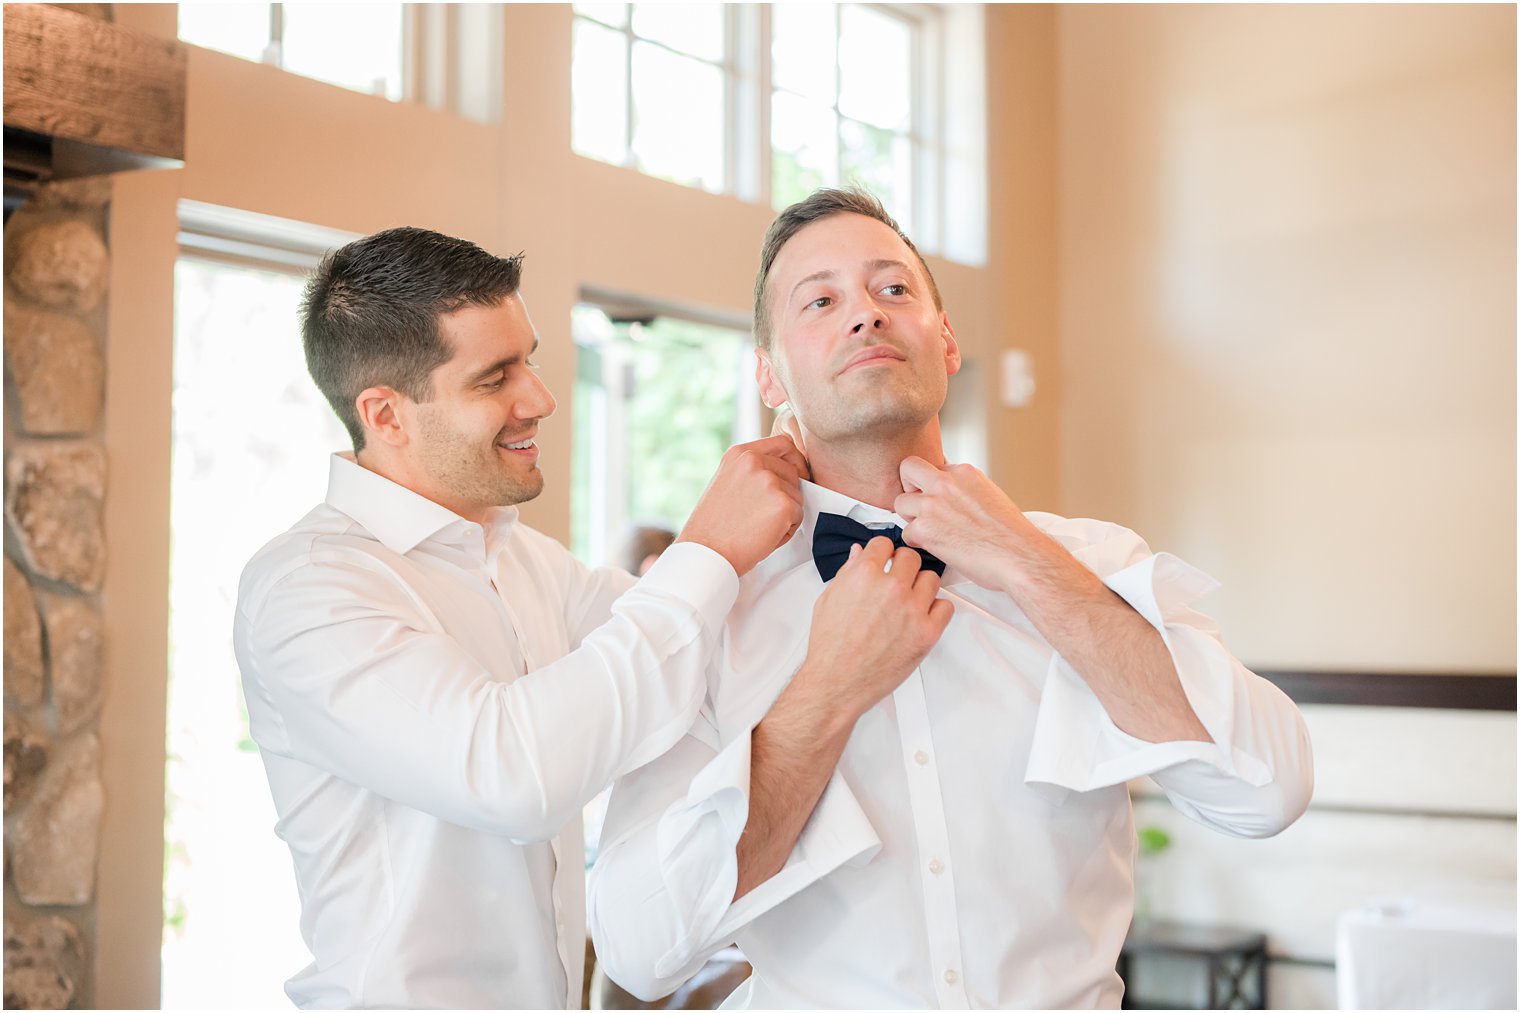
(525, 360, 541, 371)
(807, 296, 832, 310)
(881, 284, 908, 297)
(481, 377, 505, 391)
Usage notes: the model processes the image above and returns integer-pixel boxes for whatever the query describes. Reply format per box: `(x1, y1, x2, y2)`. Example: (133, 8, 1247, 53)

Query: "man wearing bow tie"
(587, 189, 1313, 1009)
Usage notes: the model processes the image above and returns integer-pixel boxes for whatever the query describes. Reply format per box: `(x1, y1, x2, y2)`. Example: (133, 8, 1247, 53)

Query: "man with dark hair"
(234, 227, 806, 1009)
(589, 190, 1313, 1008)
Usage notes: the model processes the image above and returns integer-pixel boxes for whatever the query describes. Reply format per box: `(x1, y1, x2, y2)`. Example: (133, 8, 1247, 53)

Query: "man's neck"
(802, 421, 946, 511)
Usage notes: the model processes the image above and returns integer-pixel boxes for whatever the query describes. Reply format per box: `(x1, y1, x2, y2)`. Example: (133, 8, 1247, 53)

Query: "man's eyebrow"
(463, 340, 537, 385)
(788, 260, 915, 305)
(789, 269, 836, 304)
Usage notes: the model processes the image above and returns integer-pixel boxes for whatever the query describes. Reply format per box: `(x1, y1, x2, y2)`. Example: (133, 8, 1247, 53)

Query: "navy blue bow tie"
(811, 511, 947, 583)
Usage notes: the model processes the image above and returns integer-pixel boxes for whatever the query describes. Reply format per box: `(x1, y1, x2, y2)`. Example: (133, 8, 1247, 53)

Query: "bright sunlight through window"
(178, 3, 404, 101)
(162, 257, 346, 1008)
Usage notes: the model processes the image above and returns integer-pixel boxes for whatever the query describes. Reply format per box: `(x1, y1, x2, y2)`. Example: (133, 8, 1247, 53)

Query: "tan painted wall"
(94, 2, 1513, 1005)
(1058, 3, 1516, 671)
(96, 4, 1054, 1005)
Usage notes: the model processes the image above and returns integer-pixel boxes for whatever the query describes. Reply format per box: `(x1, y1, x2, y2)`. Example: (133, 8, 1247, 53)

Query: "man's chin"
(498, 472, 545, 507)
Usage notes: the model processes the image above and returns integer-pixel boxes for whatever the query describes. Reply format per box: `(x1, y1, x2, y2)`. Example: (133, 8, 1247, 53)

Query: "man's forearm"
(999, 538, 1211, 744)
(734, 671, 857, 900)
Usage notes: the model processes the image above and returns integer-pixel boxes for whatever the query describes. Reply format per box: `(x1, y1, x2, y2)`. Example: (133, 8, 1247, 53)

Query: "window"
(570, 3, 983, 262)
(572, 3, 740, 194)
(570, 297, 760, 569)
(771, 5, 916, 226)
(162, 203, 357, 1008)
(177, 3, 502, 121)
(179, 3, 405, 99)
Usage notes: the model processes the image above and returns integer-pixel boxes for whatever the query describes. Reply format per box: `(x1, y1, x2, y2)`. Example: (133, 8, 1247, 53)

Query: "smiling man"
(233, 227, 805, 1009)
(587, 190, 1313, 1009)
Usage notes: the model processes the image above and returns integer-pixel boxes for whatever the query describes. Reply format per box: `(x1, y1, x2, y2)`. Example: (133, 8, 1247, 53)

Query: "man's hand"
(895, 456, 1212, 744)
(734, 536, 952, 900)
(790, 536, 953, 722)
(767, 406, 810, 480)
(893, 456, 1055, 594)
(677, 435, 808, 577)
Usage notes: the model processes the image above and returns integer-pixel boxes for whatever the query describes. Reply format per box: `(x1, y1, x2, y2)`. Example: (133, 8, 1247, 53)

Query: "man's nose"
(521, 371, 557, 420)
(849, 297, 889, 335)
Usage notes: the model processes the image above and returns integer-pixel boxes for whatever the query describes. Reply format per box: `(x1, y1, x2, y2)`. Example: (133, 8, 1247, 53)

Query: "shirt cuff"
(637, 541, 741, 638)
(1024, 551, 1272, 796)
(651, 731, 881, 979)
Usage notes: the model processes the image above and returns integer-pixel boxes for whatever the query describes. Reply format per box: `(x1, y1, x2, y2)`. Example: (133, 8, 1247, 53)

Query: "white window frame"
(570, 3, 981, 261)
(758, 2, 944, 250)
(572, 4, 748, 196)
(177, 4, 502, 123)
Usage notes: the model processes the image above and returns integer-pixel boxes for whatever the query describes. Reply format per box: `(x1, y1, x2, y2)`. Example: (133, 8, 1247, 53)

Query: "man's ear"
(354, 386, 409, 448)
(940, 312, 962, 377)
(755, 348, 790, 411)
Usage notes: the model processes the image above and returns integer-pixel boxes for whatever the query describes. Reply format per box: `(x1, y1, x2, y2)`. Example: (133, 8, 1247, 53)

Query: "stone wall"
(3, 175, 113, 1011)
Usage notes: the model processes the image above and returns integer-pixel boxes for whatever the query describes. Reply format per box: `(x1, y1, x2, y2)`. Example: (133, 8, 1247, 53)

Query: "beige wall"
(97, 4, 1057, 1005)
(1059, 3, 1516, 671)
(94, 3, 1512, 1006)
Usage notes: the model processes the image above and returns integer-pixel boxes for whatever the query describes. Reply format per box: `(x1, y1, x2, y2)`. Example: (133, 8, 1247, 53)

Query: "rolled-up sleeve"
(1023, 520, 1313, 839)
(590, 720, 880, 1001)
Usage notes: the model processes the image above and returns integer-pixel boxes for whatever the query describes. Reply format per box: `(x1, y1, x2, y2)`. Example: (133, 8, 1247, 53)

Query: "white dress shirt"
(233, 453, 738, 1009)
(589, 480, 1313, 1009)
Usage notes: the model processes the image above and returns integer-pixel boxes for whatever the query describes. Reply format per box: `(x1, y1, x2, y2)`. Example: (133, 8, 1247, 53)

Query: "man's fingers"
(911, 568, 942, 601)
(889, 545, 923, 583)
(894, 491, 925, 520)
(899, 455, 941, 494)
(753, 432, 809, 467)
(927, 596, 955, 631)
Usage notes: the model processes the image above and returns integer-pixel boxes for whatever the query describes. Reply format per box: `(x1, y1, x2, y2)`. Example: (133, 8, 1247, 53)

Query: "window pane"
(771, 3, 836, 103)
(631, 3, 724, 62)
(178, 3, 272, 63)
(573, 19, 630, 165)
(163, 257, 343, 1008)
(631, 43, 724, 191)
(838, 4, 911, 131)
(574, 2, 627, 29)
(840, 118, 912, 232)
(281, 3, 404, 100)
(771, 91, 837, 210)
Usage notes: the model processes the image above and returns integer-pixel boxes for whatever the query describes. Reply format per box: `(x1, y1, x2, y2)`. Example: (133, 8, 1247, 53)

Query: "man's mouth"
(839, 345, 907, 373)
(497, 433, 538, 456)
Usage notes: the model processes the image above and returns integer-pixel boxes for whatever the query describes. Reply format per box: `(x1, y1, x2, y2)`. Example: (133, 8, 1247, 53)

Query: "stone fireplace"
(3, 5, 184, 1007)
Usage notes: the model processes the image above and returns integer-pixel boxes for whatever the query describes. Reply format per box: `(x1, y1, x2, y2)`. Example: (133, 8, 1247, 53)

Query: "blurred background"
(1, 3, 1513, 1010)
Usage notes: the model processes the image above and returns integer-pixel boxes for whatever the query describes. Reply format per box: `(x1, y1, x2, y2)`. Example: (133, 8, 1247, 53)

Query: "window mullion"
(265, 2, 285, 66)
(756, 2, 773, 206)
(624, 12, 636, 169)
(834, 3, 844, 188)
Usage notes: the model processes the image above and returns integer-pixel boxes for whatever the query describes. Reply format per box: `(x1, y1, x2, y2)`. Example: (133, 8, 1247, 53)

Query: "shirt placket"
(487, 548, 574, 1006)
(892, 666, 971, 1009)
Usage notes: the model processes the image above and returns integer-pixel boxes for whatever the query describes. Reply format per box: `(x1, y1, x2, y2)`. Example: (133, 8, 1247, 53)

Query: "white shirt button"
(928, 858, 944, 875)
(944, 969, 959, 985)
(914, 750, 929, 765)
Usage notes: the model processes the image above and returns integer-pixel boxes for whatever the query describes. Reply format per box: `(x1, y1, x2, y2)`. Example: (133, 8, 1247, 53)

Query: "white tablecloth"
(1337, 899, 1517, 1009)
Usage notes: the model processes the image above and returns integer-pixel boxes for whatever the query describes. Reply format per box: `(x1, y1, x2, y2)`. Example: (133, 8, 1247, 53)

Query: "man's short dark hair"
(301, 227, 524, 450)
(752, 187, 942, 350)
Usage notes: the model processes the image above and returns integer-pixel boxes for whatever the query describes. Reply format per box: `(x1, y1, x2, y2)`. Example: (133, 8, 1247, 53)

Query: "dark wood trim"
(1255, 670, 1516, 711)
(4, 3, 187, 160)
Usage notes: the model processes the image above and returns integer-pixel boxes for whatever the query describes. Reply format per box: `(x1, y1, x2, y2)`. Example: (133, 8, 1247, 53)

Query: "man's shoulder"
(236, 503, 383, 616)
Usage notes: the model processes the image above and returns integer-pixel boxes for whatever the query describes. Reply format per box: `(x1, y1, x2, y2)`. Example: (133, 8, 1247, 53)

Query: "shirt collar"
(324, 453, 519, 556)
(759, 480, 909, 576)
(785, 479, 966, 588)
(800, 479, 906, 529)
